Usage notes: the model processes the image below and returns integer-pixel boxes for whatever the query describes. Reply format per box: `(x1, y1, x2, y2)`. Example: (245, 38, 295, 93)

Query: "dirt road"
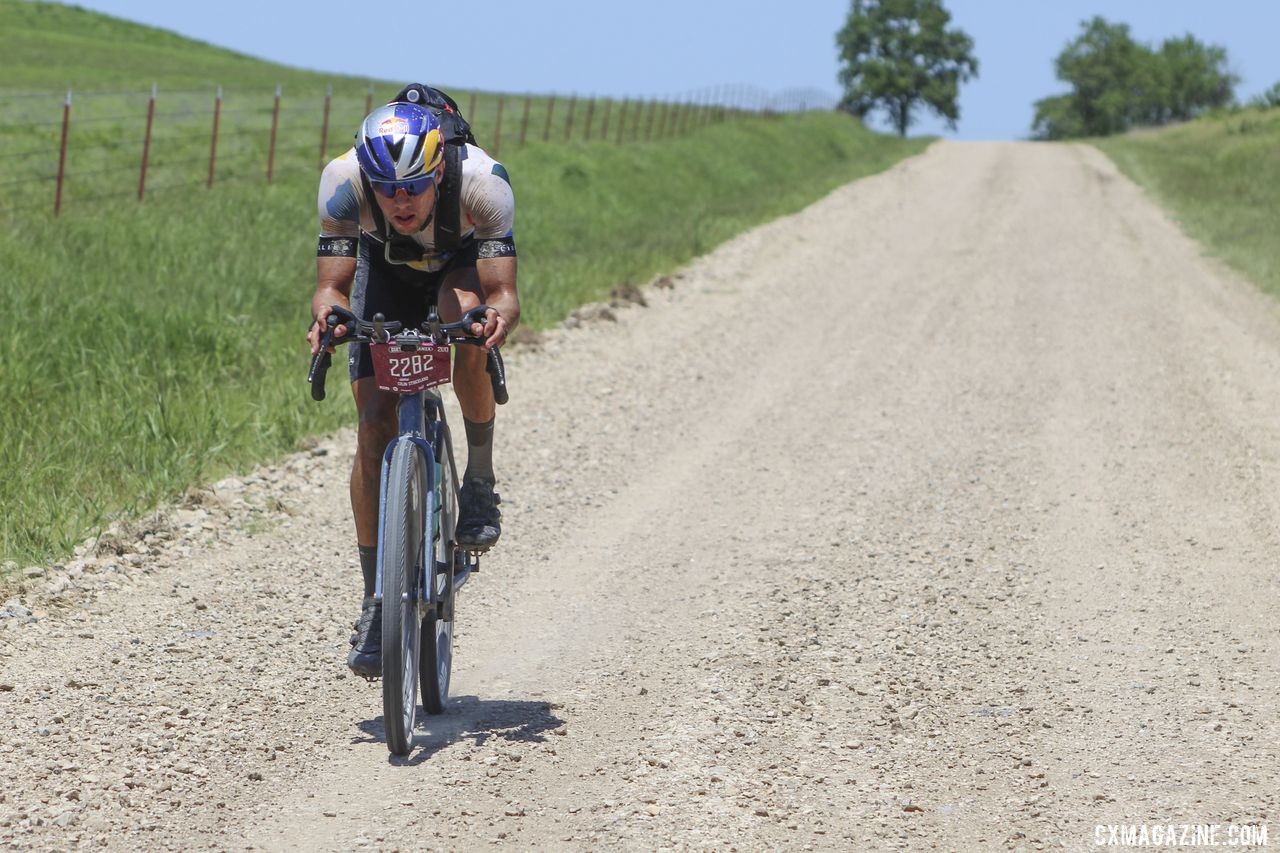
(2, 142, 1277, 851)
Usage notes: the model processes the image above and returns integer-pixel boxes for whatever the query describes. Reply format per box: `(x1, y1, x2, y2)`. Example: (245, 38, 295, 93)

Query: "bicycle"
(307, 303, 508, 756)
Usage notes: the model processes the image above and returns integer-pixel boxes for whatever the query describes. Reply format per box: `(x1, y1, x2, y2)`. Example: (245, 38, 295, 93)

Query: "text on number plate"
(370, 343, 452, 393)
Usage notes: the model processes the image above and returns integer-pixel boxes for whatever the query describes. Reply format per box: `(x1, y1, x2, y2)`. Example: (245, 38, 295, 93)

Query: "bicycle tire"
(419, 425, 457, 714)
(381, 440, 425, 756)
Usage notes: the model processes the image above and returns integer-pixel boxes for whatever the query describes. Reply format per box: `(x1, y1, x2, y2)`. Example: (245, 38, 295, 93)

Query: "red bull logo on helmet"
(378, 116, 410, 136)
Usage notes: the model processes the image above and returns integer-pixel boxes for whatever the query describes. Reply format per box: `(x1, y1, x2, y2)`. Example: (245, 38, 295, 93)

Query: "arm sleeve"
(465, 165, 517, 257)
(317, 153, 364, 243)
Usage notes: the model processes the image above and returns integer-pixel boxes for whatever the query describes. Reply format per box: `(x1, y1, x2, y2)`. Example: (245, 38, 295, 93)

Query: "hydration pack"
(364, 83, 477, 257)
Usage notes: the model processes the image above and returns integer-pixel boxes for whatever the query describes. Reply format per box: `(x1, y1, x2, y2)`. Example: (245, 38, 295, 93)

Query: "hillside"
(0, 1, 929, 566)
(1096, 107, 1280, 297)
(0, 0, 371, 90)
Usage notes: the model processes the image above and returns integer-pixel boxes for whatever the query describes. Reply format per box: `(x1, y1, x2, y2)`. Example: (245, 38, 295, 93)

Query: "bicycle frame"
(372, 389, 471, 615)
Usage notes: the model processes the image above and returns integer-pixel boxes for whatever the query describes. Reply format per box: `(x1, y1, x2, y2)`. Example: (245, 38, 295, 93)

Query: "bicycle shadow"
(355, 695, 565, 766)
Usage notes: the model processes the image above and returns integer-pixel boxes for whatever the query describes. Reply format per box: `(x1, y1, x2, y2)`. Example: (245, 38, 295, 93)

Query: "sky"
(49, 0, 1280, 141)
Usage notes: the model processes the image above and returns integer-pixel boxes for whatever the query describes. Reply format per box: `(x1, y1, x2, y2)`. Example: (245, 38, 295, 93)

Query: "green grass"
(0, 1, 928, 567)
(1096, 107, 1280, 295)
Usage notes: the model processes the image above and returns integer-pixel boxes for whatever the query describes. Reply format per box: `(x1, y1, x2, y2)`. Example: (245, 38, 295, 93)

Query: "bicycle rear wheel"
(419, 426, 457, 714)
(381, 441, 425, 756)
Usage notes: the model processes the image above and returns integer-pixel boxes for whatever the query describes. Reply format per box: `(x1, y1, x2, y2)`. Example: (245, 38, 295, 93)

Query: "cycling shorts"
(348, 234, 478, 383)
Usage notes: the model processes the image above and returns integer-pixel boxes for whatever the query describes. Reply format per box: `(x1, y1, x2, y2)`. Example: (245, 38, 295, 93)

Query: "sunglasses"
(369, 175, 435, 199)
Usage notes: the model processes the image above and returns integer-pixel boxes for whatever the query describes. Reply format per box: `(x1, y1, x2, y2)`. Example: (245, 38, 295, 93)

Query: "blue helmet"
(354, 102, 444, 183)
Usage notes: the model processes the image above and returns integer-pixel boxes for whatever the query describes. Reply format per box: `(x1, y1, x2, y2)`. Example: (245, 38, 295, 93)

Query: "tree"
(835, 0, 978, 137)
(1157, 35, 1236, 122)
(1248, 82, 1280, 110)
(1032, 17, 1237, 139)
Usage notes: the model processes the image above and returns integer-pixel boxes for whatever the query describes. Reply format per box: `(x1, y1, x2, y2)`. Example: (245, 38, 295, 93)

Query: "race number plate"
(370, 342, 452, 393)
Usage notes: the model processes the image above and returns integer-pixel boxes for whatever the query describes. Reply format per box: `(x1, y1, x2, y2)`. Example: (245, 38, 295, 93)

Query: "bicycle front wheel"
(381, 441, 425, 756)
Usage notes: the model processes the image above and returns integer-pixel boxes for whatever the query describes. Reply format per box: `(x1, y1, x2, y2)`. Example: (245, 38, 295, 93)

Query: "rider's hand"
(306, 305, 350, 356)
(471, 307, 508, 351)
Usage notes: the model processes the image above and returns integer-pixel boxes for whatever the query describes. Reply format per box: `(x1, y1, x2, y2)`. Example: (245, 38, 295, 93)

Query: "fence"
(0, 83, 837, 219)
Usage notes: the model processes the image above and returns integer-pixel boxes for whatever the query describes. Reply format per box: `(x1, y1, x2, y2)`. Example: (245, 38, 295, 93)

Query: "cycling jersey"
(316, 142, 516, 272)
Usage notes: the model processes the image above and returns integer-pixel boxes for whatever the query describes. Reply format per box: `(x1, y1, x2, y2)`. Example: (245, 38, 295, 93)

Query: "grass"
(0, 1, 929, 568)
(1096, 107, 1280, 296)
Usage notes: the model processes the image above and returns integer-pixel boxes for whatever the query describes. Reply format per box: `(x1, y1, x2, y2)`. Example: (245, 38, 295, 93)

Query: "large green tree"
(835, 0, 978, 137)
(1032, 17, 1237, 139)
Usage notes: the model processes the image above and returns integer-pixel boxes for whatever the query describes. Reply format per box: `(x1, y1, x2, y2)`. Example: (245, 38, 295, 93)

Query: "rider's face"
(372, 166, 441, 234)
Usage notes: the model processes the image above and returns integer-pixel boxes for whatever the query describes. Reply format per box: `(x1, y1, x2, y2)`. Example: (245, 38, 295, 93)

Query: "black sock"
(358, 545, 377, 598)
(463, 417, 495, 483)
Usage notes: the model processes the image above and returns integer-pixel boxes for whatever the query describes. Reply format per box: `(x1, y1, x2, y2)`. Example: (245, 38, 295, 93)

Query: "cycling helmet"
(354, 102, 444, 185)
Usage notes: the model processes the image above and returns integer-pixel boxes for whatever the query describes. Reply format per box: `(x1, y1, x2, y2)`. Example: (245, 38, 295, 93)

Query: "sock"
(358, 545, 377, 598)
(463, 417, 495, 483)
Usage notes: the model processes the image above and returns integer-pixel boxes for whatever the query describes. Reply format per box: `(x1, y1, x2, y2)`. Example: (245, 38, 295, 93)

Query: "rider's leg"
(350, 378, 399, 547)
(346, 379, 397, 678)
(438, 266, 502, 547)
(437, 265, 496, 432)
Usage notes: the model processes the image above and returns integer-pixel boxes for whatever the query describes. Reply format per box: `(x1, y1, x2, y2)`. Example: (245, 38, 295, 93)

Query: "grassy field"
(0, 2, 928, 567)
(1096, 106, 1280, 296)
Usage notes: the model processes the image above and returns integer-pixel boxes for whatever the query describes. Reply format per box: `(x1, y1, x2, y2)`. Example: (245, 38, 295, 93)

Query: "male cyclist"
(306, 97, 519, 677)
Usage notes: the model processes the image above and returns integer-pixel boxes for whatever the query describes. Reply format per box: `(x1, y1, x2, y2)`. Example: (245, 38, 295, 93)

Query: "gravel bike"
(308, 304, 508, 756)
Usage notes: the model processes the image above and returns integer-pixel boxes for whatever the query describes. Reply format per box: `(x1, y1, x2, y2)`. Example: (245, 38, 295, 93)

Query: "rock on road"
(1, 141, 1277, 851)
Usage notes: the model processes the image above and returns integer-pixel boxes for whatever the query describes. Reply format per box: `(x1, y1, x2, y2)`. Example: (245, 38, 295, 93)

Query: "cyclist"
(306, 98, 519, 677)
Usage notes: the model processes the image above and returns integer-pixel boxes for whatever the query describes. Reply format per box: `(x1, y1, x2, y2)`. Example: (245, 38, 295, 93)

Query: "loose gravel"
(1, 141, 1277, 851)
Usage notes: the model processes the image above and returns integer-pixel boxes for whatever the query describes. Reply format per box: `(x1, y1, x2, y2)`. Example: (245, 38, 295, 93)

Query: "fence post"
(583, 97, 596, 141)
(493, 95, 505, 157)
(518, 95, 532, 147)
(267, 84, 281, 183)
(542, 94, 556, 142)
(564, 94, 577, 141)
(645, 98, 657, 141)
(54, 89, 71, 216)
(656, 101, 670, 139)
(600, 98, 612, 141)
(207, 85, 222, 189)
(616, 99, 628, 144)
(319, 84, 332, 171)
(137, 84, 156, 202)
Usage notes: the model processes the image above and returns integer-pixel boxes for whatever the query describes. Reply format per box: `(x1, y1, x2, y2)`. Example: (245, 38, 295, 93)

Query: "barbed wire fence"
(0, 83, 838, 219)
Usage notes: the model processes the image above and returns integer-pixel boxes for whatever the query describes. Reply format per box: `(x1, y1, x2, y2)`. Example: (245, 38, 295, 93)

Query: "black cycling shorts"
(348, 234, 478, 382)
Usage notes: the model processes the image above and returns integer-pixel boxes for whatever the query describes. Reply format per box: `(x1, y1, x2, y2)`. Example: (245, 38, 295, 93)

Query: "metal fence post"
(137, 83, 156, 201)
(645, 98, 657, 141)
(616, 99, 628, 144)
(493, 96, 505, 156)
(319, 85, 332, 171)
(584, 96, 596, 141)
(267, 84, 281, 183)
(542, 94, 556, 142)
(600, 98, 612, 141)
(207, 85, 222, 188)
(519, 95, 532, 147)
(54, 89, 71, 216)
(564, 94, 577, 142)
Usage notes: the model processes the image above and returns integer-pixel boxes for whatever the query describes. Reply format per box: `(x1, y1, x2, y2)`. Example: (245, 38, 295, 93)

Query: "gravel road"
(2, 141, 1277, 851)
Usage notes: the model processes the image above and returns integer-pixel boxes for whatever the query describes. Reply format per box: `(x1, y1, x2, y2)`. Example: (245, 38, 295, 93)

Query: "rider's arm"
(465, 153, 520, 348)
(473, 255, 519, 349)
(308, 153, 365, 354)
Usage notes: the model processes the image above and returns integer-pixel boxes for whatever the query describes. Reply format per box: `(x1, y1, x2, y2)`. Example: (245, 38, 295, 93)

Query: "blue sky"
(50, 0, 1280, 140)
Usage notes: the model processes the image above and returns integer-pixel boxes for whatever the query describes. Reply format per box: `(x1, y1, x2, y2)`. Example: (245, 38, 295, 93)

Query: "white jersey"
(317, 143, 515, 273)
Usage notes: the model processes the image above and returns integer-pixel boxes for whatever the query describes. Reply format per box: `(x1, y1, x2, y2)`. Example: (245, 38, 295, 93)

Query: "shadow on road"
(355, 696, 564, 765)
